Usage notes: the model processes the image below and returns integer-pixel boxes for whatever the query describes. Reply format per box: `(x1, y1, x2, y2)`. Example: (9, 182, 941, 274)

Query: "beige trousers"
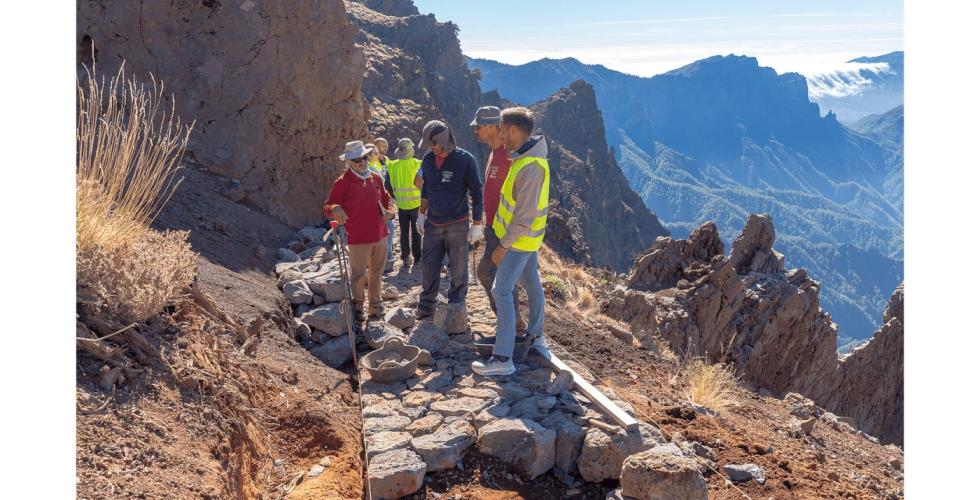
(348, 239, 386, 316)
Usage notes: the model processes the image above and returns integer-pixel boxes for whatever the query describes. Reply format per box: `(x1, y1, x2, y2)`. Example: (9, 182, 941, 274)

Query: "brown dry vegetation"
(76, 64, 196, 327)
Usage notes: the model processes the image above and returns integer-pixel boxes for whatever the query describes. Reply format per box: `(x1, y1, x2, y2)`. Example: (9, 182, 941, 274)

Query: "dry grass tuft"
(76, 64, 196, 325)
(77, 63, 192, 252)
(683, 358, 739, 412)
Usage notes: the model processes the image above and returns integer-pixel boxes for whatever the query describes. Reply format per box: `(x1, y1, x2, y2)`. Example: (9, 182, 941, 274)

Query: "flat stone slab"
(365, 431, 413, 460)
(410, 420, 476, 471)
(367, 448, 425, 500)
(430, 397, 491, 417)
(363, 415, 411, 434)
(405, 413, 444, 436)
(402, 390, 444, 408)
(453, 387, 499, 400)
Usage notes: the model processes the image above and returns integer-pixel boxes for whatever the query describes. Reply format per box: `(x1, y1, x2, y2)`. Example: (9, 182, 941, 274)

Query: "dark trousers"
(397, 207, 422, 262)
(476, 224, 527, 330)
(477, 226, 522, 319)
(417, 219, 469, 314)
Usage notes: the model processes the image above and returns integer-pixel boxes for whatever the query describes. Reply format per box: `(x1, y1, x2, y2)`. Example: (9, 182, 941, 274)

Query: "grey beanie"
(419, 120, 456, 152)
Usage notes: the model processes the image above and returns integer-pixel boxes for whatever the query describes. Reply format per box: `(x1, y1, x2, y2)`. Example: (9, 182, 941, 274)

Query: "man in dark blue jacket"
(414, 120, 485, 319)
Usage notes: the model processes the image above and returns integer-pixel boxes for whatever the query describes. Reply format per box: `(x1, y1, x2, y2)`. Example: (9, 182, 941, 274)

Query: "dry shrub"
(683, 358, 739, 412)
(78, 229, 196, 324)
(76, 63, 195, 325)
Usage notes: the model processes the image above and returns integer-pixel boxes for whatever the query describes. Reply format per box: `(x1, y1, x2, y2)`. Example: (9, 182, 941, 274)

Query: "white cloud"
(804, 61, 894, 98)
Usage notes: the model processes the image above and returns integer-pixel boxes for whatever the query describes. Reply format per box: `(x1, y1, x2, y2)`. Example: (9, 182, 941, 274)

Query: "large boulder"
(541, 413, 586, 474)
(385, 307, 417, 330)
(620, 446, 708, 500)
(410, 420, 476, 471)
(578, 423, 667, 482)
(282, 279, 314, 305)
(300, 304, 347, 336)
(77, 0, 368, 226)
(477, 417, 556, 480)
(305, 268, 347, 303)
(434, 301, 469, 334)
(367, 448, 426, 500)
(308, 335, 352, 368)
(407, 322, 454, 355)
(364, 321, 406, 349)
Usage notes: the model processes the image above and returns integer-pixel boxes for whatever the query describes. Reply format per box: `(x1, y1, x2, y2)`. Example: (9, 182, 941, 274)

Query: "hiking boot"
(353, 306, 366, 323)
(471, 355, 516, 377)
(415, 308, 434, 321)
(367, 310, 384, 322)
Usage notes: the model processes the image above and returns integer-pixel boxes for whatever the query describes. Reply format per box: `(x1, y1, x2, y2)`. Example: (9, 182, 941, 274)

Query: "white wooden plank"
(534, 345, 639, 431)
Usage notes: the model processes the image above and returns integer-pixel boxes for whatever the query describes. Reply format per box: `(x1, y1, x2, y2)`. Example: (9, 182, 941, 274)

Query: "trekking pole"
(327, 221, 359, 367)
(470, 241, 479, 285)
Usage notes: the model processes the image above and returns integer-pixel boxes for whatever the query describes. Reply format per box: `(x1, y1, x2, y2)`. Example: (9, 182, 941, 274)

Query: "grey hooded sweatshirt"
(500, 135, 549, 250)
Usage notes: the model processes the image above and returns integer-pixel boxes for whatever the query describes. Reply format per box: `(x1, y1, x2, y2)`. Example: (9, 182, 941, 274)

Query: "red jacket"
(323, 169, 393, 245)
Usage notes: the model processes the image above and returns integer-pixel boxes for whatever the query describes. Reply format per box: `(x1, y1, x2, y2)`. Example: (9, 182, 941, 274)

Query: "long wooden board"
(534, 345, 639, 431)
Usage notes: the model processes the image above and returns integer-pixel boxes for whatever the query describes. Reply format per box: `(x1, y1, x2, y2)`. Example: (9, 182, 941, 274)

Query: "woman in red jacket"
(322, 141, 395, 322)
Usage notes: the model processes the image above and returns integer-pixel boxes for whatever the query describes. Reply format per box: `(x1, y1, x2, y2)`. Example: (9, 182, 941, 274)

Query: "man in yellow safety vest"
(472, 107, 550, 377)
(386, 138, 424, 268)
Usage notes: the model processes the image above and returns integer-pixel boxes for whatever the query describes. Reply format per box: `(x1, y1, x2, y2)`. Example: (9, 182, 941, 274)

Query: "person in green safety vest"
(387, 138, 424, 268)
(472, 107, 550, 377)
(367, 143, 396, 273)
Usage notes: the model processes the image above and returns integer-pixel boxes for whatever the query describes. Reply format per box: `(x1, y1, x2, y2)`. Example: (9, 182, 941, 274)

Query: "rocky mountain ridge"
(481, 81, 671, 270)
(470, 53, 904, 345)
(603, 214, 904, 445)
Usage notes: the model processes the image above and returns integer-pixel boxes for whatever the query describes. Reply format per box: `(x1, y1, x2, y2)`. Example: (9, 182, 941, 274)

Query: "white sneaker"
(531, 335, 549, 350)
(471, 357, 516, 377)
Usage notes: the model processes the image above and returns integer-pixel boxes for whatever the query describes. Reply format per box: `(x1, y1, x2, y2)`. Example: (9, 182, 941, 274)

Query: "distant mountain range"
(805, 51, 904, 124)
(468, 54, 904, 344)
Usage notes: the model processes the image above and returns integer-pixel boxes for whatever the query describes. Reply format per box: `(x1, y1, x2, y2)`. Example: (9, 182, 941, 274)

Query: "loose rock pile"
(273, 226, 712, 499)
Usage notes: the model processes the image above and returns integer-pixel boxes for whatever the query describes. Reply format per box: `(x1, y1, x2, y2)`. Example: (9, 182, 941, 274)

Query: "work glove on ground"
(416, 213, 426, 235)
(468, 223, 484, 245)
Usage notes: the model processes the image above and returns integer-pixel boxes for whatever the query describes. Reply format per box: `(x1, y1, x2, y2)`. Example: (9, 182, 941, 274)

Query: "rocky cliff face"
(529, 81, 670, 271)
(603, 214, 903, 444)
(819, 283, 904, 445)
(77, 0, 369, 226)
(346, 1, 482, 155)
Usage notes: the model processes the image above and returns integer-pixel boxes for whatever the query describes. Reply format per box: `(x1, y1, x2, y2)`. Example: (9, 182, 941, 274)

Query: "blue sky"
(412, 0, 903, 77)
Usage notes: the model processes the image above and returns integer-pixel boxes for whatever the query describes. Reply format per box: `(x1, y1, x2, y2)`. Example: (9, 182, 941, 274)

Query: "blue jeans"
(492, 249, 544, 358)
(417, 220, 470, 313)
(385, 219, 395, 264)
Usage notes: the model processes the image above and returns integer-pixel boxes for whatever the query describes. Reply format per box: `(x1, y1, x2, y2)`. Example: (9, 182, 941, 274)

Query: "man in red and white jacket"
(323, 140, 395, 322)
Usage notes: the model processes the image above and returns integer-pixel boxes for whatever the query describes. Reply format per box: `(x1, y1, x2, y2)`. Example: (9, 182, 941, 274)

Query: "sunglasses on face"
(351, 156, 366, 164)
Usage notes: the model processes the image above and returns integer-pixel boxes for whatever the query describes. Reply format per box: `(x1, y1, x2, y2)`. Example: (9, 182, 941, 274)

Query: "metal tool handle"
(328, 221, 358, 367)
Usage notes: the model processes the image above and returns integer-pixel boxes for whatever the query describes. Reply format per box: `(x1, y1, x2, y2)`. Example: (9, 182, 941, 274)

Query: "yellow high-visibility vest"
(387, 157, 422, 210)
(492, 155, 550, 251)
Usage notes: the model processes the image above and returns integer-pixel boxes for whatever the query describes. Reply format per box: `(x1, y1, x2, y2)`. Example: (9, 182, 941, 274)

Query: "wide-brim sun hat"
(338, 140, 372, 160)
